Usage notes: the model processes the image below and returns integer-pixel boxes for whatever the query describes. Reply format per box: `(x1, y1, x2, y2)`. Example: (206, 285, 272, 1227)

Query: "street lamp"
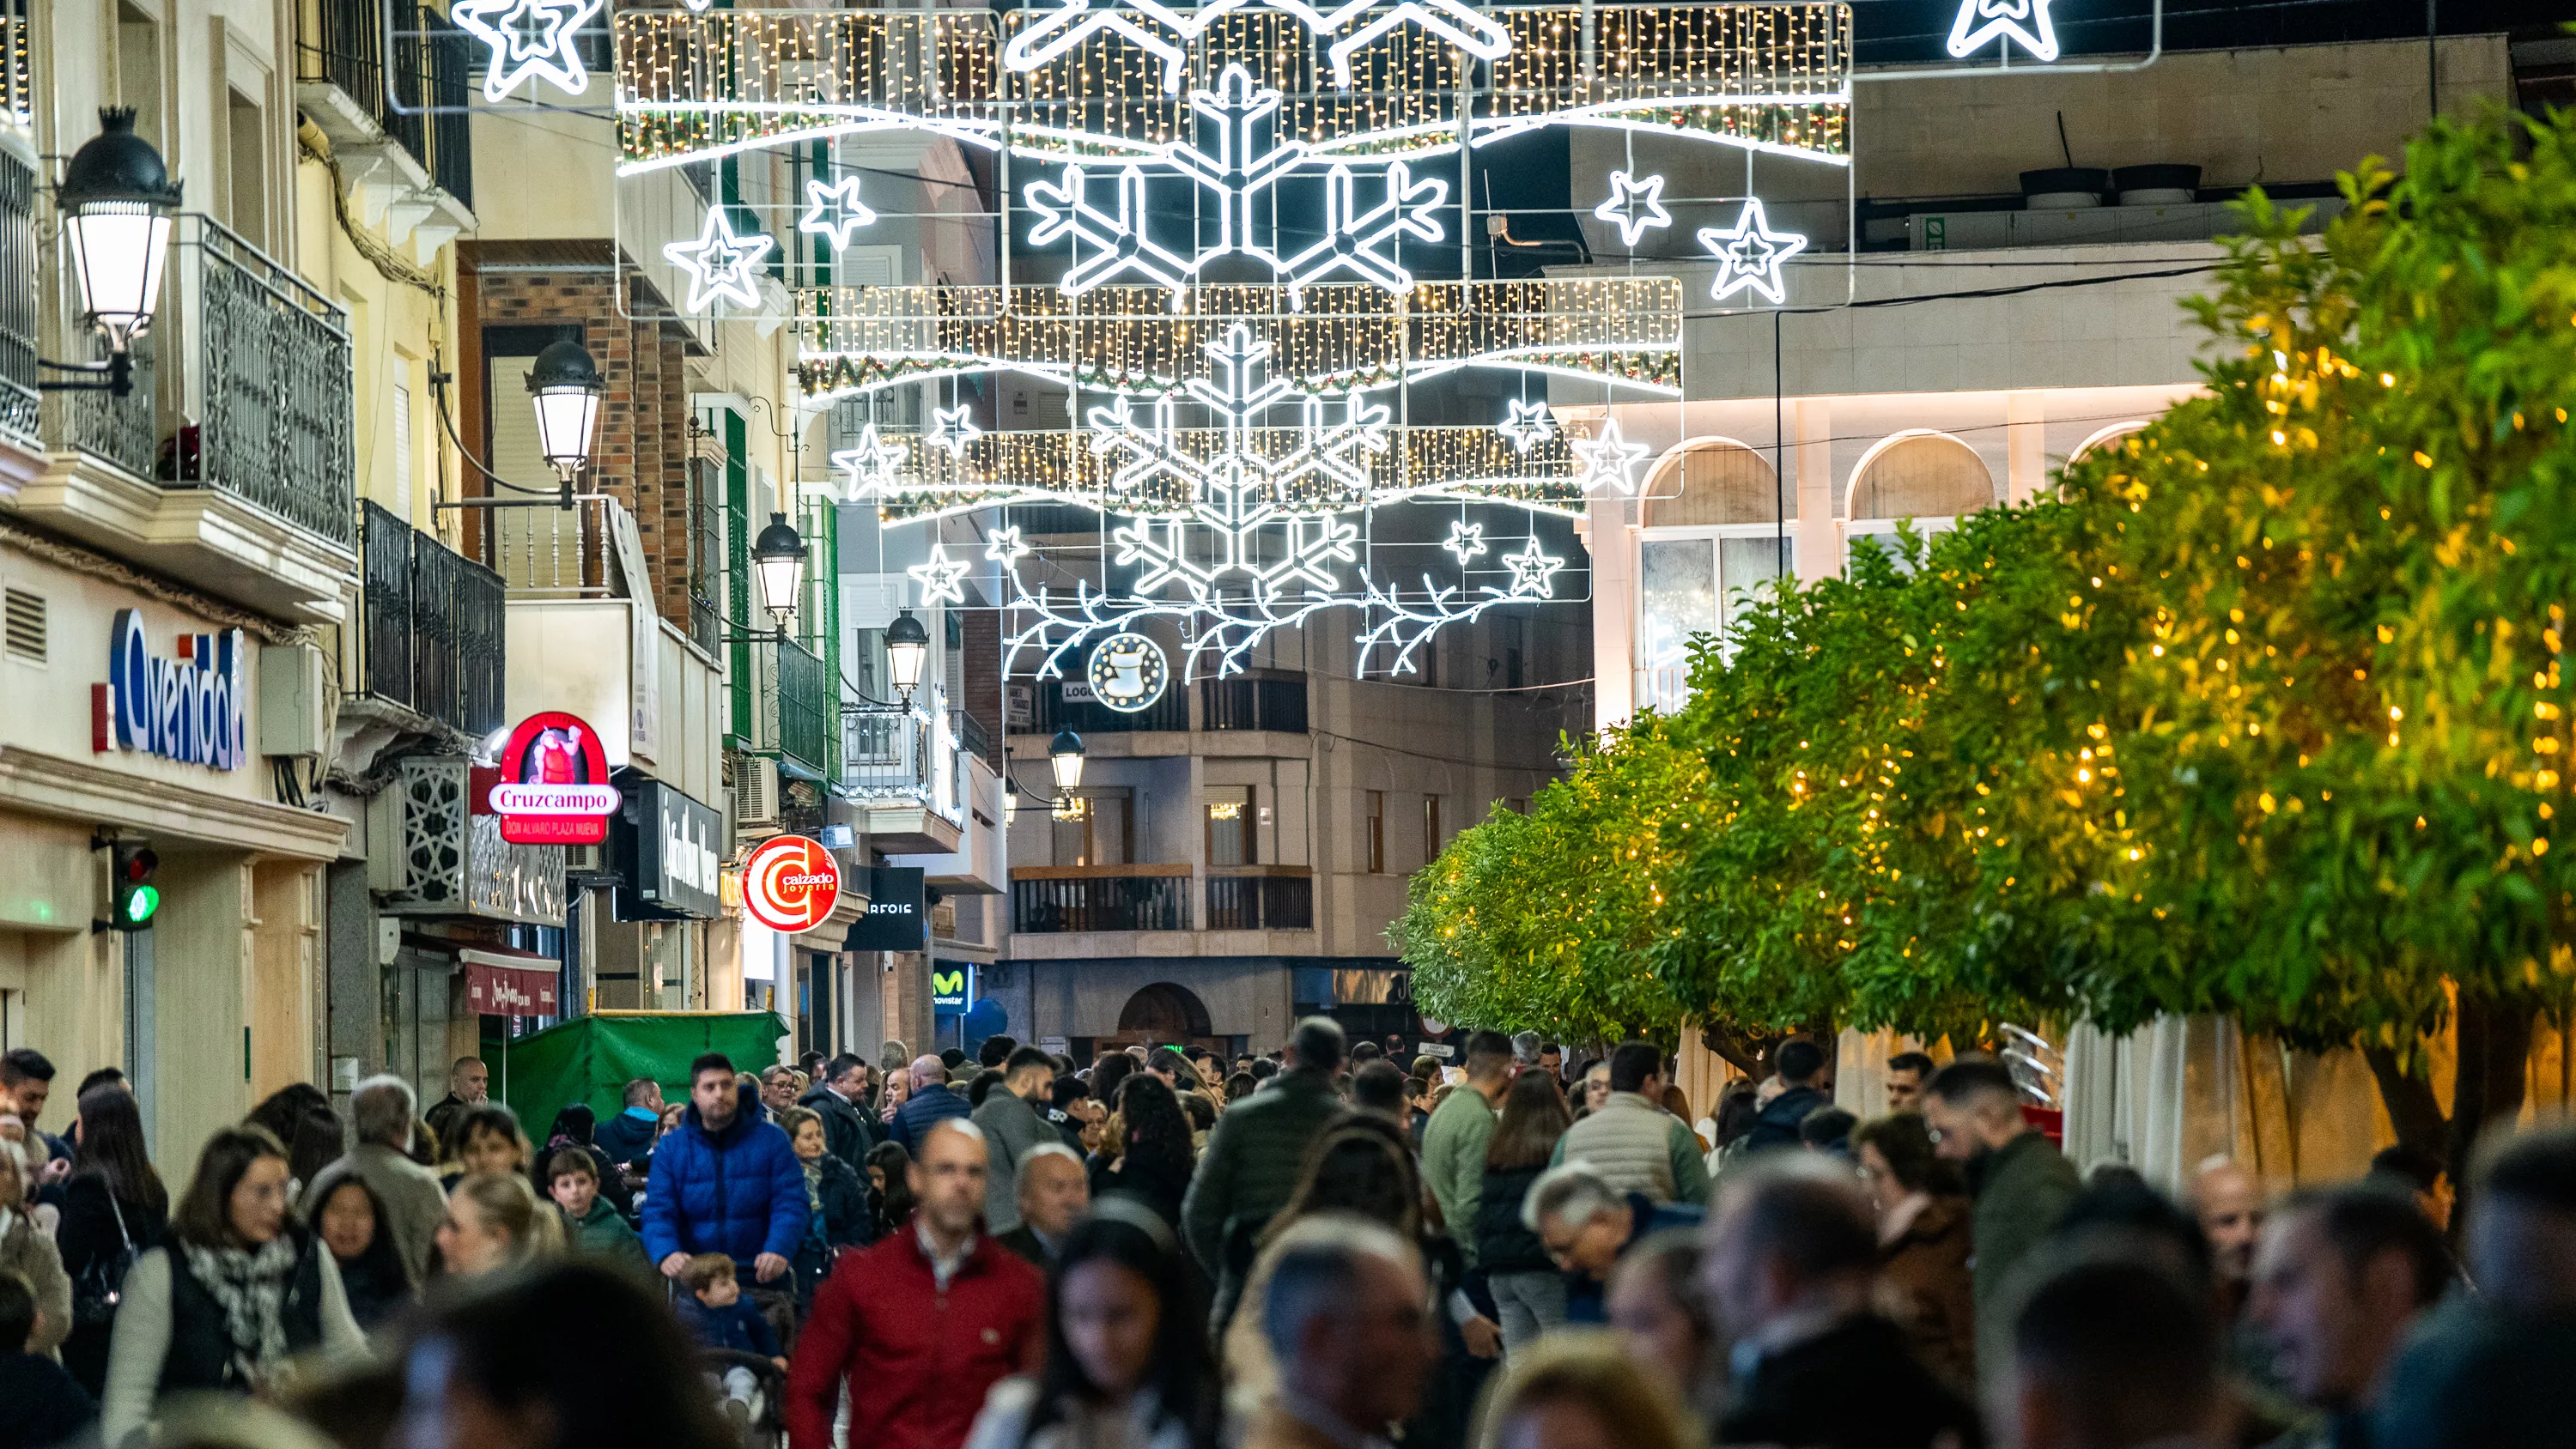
(1002, 777, 1019, 828)
(885, 609, 929, 703)
(526, 339, 605, 494)
(751, 513, 807, 622)
(1049, 729, 1086, 791)
(46, 108, 180, 399)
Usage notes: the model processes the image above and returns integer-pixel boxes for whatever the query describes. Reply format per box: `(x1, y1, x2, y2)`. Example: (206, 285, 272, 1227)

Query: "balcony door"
(1054, 788, 1133, 866)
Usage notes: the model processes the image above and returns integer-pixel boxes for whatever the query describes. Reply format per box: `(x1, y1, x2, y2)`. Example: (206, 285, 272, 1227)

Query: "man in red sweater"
(787, 1118, 1044, 1449)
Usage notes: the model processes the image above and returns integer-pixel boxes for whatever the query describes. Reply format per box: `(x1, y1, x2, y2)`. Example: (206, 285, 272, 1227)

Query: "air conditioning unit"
(732, 756, 780, 831)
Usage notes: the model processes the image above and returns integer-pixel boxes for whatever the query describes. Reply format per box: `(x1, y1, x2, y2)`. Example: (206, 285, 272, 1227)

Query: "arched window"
(1640, 439, 1783, 528)
(2068, 421, 2149, 466)
(1635, 440, 1791, 707)
(1844, 432, 1993, 571)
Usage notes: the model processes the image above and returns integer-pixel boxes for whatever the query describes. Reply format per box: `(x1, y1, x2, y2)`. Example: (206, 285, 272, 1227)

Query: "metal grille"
(411, 530, 465, 726)
(688, 460, 723, 654)
(192, 221, 356, 549)
(3, 585, 44, 663)
(1200, 676, 1308, 733)
(0, 147, 34, 447)
(43, 334, 156, 480)
(774, 637, 831, 777)
(1036, 676, 1188, 733)
(300, 0, 474, 209)
(361, 500, 416, 704)
(1011, 871, 1191, 934)
(1205, 873, 1314, 930)
(453, 545, 506, 735)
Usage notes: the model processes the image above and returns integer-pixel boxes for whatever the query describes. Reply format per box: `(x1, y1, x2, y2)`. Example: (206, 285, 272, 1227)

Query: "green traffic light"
(125, 884, 159, 924)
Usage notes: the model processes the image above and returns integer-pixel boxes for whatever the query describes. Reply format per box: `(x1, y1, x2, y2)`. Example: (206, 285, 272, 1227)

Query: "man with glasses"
(1523, 1160, 1704, 1324)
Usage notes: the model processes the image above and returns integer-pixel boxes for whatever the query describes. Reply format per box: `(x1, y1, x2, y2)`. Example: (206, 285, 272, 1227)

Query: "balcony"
(1012, 865, 1192, 934)
(1022, 677, 1189, 735)
(27, 216, 357, 621)
(1200, 675, 1307, 733)
(359, 500, 507, 736)
(1205, 868, 1315, 930)
(0, 145, 37, 475)
(842, 700, 965, 854)
(295, 0, 476, 260)
(368, 757, 566, 925)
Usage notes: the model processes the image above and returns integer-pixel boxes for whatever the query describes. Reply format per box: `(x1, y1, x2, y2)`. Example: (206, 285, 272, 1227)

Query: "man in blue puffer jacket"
(643, 1052, 810, 1289)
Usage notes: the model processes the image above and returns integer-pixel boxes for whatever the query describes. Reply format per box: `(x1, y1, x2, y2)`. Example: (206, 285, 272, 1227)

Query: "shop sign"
(742, 834, 841, 932)
(461, 952, 560, 1015)
(932, 962, 973, 1013)
(615, 779, 723, 920)
(841, 866, 925, 952)
(97, 611, 246, 770)
(489, 712, 620, 845)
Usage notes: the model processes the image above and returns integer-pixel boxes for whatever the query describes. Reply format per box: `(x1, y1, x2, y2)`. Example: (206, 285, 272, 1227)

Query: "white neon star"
(451, 0, 604, 102)
(1947, 0, 2059, 63)
(985, 526, 1030, 565)
(1444, 520, 1487, 563)
(663, 208, 775, 313)
(908, 544, 971, 606)
(1498, 399, 1557, 454)
(1571, 419, 1653, 495)
(1500, 539, 1565, 597)
(1697, 197, 1808, 307)
(1593, 170, 1673, 250)
(928, 405, 983, 459)
(830, 422, 908, 498)
(798, 175, 879, 253)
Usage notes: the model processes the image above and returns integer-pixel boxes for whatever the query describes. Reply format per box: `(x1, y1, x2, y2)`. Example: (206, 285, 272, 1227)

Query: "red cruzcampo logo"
(742, 834, 842, 932)
(489, 711, 620, 845)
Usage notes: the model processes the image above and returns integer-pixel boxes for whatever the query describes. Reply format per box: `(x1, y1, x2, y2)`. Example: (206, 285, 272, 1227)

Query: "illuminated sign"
(489, 712, 621, 845)
(742, 834, 843, 932)
(1086, 633, 1170, 713)
(98, 610, 246, 771)
(842, 867, 925, 952)
(932, 963, 972, 1012)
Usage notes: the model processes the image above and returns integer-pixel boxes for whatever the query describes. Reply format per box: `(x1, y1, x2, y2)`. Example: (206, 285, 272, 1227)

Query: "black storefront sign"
(610, 777, 725, 921)
(841, 867, 926, 951)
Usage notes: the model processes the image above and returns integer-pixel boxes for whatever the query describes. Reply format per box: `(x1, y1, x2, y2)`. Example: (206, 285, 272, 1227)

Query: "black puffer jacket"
(1473, 1163, 1553, 1276)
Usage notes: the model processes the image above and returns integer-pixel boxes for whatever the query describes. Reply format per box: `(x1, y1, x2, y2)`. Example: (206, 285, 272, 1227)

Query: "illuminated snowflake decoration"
(453, 0, 605, 102)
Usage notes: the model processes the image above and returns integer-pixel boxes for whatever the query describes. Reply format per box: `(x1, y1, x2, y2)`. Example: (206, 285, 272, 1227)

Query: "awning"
(459, 947, 560, 1016)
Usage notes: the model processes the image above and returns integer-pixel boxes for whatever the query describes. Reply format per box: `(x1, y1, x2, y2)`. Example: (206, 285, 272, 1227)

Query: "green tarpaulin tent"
(490, 1011, 790, 1142)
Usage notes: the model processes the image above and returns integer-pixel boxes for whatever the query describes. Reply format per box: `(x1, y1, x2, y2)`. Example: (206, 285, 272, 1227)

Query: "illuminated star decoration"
(664, 208, 775, 313)
(908, 544, 972, 606)
(928, 405, 984, 458)
(1696, 197, 1808, 307)
(1571, 419, 1653, 495)
(831, 422, 908, 498)
(1443, 519, 1487, 562)
(451, 0, 605, 103)
(1946, 0, 2059, 62)
(1593, 170, 1673, 250)
(798, 175, 879, 252)
(1500, 539, 1565, 597)
(1498, 399, 1557, 454)
(985, 525, 1030, 564)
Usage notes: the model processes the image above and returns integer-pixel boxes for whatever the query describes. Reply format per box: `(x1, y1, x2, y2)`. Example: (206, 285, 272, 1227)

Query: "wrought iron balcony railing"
(361, 501, 507, 735)
(774, 635, 832, 779)
(0, 146, 35, 452)
(843, 698, 968, 822)
(1012, 865, 1192, 934)
(1200, 675, 1308, 733)
(296, 0, 474, 208)
(1028, 676, 1189, 734)
(1205, 869, 1315, 931)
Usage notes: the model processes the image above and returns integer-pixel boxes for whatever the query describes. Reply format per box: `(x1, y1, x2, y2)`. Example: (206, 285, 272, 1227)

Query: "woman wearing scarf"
(100, 1125, 363, 1447)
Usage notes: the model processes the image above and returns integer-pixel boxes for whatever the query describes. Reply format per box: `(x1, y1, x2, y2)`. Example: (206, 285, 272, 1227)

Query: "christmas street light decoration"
(453, 0, 606, 102)
(928, 406, 984, 458)
(665, 206, 775, 312)
(985, 526, 1031, 564)
(1572, 419, 1655, 495)
(797, 175, 879, 252)
(833, 422, 908, 498)
(1501, 539, 1568, 597)
(909, 544, 973, 605)
(1697, 197, 1808, 306)
(1594, 171, 1674, 249)
(1946, 0, 2060, 63)
(1444, 520, 1488, 563)
(1499, 400, 1558, 454)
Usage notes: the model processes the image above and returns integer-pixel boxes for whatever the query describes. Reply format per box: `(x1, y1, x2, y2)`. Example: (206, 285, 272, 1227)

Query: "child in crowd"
(548, 1149, 647, 1274)
(676, 1254, 786, 1428)
(0, 1270, 95, 1449)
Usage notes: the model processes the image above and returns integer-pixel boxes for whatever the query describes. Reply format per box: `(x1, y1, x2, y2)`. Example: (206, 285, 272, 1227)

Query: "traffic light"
(111, 843, 159, 930)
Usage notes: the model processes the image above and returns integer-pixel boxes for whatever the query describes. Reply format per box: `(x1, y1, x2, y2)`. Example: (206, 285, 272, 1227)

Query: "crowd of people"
(0, 1020, 2569, 1449)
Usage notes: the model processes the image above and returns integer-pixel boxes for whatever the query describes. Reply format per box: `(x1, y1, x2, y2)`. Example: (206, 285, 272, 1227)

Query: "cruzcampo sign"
(489, 712, 621, 845)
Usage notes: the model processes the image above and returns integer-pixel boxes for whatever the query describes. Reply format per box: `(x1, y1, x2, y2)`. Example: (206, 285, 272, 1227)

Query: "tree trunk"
(2360, 1042, 2447, 1165)
(1698, 1022, 1832, 1080)
(2451, 995, 2535, 1193)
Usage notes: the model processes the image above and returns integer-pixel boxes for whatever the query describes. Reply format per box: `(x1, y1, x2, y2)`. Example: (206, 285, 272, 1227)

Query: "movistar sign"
(105, 610, 246, 771)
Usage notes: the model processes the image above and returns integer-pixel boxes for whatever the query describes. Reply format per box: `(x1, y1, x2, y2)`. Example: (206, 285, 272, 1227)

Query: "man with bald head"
(996, 1142, 1090, 1270)
(888, 1052, 972, 1155)
(787, 1119, 1043, 1449)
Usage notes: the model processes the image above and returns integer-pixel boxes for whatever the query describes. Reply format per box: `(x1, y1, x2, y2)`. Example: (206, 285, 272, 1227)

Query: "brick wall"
(471, 260, 698, 629)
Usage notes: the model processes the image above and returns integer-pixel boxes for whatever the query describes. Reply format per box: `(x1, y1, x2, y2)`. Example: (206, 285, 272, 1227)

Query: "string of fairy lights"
(611, 3, 1853, 172)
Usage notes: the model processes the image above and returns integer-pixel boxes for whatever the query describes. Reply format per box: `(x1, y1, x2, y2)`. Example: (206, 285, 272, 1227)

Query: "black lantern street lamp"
(43, 109, 181, 399)
(884, 609, 929, 703)
(751, 512, 808, 623)
(526, 338, 605, 501)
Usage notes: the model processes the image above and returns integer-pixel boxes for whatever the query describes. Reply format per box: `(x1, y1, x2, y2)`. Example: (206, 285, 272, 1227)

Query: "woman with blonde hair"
(434, 1172, 562, 1277)
(1469, 1332, 1694, 1449)
(0, 1136, 71, 1357)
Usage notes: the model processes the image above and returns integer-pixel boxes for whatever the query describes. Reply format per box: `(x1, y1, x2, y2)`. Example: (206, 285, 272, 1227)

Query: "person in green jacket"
(1921, 1057, 2081, 1378)
(1182, 1016, 1351, 1328)
(1419, 1029, 1515, 1264)
(546, 1148, 648, 1276)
